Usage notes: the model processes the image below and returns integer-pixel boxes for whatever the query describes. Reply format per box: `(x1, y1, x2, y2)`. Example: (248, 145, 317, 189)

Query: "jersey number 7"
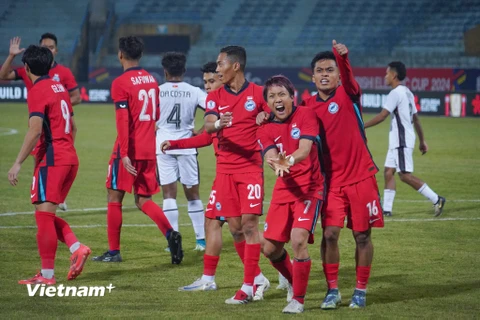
(139, 88, 157, 122)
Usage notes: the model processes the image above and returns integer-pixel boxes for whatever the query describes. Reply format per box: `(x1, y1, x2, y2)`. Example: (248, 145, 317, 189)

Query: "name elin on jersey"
(50, 84, 66, 93)
(130, 75, 155, 86)
(160, 90, 192, 98)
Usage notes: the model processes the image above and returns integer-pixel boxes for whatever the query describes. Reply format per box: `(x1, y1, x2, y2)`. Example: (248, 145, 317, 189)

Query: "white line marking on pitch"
(0, 128, 18, 136)
(0, 199, 478, 217)
(1, 217, 480, 229)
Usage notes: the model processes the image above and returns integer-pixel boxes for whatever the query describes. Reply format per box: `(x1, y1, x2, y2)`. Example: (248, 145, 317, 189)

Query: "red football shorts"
(322, 176, 384, 232)
(205, 178, 218, 220)
(208, 172, 264, 219)
(106, 158, 159, 196)
(31, 165, 78, 204)
(264, 196, 322, 244)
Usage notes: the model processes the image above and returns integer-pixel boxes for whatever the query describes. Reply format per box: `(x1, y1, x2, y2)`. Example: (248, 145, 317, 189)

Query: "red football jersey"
(111, 67, 159, 160)
(27, 76, 78, 167)
(205, 81, 268, 173)
(170, 131, 218, 153)
(257, 107, 324, 203)
(15, 62, 78, 92)
(302, 49, 378, 187)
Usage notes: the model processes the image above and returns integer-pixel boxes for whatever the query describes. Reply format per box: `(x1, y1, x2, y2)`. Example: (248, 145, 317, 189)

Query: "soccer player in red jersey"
(8, 45, 90, 285)
(1, 34, 82, 212)
(301, 40, 383, 308)
(178, 47, 270, 303)
(257, 75, 324, 314)
(91, 36, 183, 265)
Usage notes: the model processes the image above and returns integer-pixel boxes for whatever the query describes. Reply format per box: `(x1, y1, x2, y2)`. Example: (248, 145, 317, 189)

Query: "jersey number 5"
(139, 88, 157, 121)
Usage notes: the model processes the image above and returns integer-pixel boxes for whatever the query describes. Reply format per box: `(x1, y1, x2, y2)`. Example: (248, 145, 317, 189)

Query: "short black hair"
(220, 46, 246, 71)
(21, 45, 53, 77)
(388, 61, 407, 81)
(161, 52, 187, 77)
(310, 51, 336, 70)
(201, 61, 217, 74)
(119, 36, 144, 61)
(39, 33, 58, 46)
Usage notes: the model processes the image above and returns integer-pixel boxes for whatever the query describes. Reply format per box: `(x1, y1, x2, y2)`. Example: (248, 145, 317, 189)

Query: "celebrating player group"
(6, 32, 446, 314)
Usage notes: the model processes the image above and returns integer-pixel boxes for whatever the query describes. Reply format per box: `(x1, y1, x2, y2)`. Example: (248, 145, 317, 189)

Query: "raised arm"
(332, 40, 360, 98)
(0, 37, 25, 80)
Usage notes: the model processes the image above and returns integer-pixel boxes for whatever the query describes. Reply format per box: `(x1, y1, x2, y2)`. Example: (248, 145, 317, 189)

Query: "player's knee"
(398, 172, 411, 183)
(242, 222, 258, 238)
(354, 232, 371, 248)
(263, 241, 283, 260)
(323, 228, 340, 243)
(384, 168, 395, 179)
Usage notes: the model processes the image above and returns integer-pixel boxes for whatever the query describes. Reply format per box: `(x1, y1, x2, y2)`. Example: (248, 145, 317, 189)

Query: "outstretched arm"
(332, 39, 360, 98)
(364, 109, 390, 128)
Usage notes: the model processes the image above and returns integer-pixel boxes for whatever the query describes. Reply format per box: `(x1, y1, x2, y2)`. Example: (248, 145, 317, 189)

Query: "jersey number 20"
(139, 89, 157, 121)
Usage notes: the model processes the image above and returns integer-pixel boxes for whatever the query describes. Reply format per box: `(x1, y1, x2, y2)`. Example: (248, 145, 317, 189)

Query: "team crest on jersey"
(291, 127, 301, 139)
(52, 73, 60, 82)
(328, 102, 339, 114)
(244, 98, 256, 111)
(216, 202, 222, 211)
(207, 100, 216, 110)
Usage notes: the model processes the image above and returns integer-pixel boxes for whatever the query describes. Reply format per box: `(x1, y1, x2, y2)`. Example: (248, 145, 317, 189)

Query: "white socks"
(201, 274, 215, 282)
(418, 183, 439, 204)
(41, 269, 54, 279)
(69, 241, 81, 254)
(383, 189, 396, 212)
(163, 198, 179, 231)
(188, 200, 205, 240)
(254, 272, 266, 285)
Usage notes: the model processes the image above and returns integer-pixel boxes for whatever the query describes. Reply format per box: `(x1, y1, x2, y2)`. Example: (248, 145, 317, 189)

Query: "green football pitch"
(0, 103, 479, 319)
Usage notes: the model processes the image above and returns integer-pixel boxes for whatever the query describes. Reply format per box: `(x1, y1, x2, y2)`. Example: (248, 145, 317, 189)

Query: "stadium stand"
(0, 0, 89, 64)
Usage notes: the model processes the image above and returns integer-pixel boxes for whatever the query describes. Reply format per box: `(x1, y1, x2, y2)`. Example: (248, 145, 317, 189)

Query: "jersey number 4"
(167, 103, 181, 129)
(139, 89, 157, 122)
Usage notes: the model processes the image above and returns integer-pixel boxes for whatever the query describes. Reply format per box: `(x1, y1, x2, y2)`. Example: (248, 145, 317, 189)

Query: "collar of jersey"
(316, 86, 338, 102)
(272, 106, 297, 123)
(124, 66, 143, 73)
(224, 80, 249, 96)
(34, 75, 50, 85)
(51, 61, 58, 69)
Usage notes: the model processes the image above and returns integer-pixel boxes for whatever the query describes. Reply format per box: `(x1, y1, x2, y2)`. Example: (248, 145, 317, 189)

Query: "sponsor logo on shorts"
(215, 202, 222, 211)
(369, 218, 381, 224)
(298, 217, 310, 222)
(291, 127, 301, 139)
(30, 193, 36, 199)
(249, 203, 261, 208)
(328, 102, 339, 114)
(244, 98, 256, 111)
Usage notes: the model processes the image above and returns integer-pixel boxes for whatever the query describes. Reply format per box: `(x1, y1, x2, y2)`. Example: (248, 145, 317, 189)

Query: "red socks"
(356, 265, 371, 290)
(107, 202, 122, 251)
(203, 254, 220, 276)
(141, 200, 173, 237)
(323, 263, 339, 289)
(35, 211, 58, 269)
(243, 243, 261, 286)
(54, 216, 78, 247)
(234, 240, 262, 277)
(293, 258, 311, 304)
(270, 250, 293, 284)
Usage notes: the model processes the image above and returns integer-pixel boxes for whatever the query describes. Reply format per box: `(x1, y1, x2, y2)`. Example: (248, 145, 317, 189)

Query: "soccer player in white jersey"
(364, 61, 446, 217)
(156, 52, 207, 250)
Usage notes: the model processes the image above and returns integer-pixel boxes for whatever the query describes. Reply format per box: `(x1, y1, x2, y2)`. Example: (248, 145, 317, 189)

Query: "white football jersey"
(156, 81, 207, 155)
(383, 85, 417, 149)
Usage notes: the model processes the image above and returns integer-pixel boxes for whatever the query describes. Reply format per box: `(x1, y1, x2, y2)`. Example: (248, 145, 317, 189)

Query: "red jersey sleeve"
(111, 79, 130, 158)
(170, 131, 213, 150)
(204, 91, 220, 118)
(27, 89, 47, 119)
(299, 108, 319, 141)
(61, 67, 79, 92)
(14, 67, 29, 82)
(256, 124, 276, 156)
(333, 48, 360, 99)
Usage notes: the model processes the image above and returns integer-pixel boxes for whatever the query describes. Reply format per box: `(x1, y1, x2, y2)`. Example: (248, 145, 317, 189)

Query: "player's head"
(118, 36, 144, 64)
(162, 52, 187, 80)
(311, 51, 340, 93)
(263, 75, 296, 121)
(386, 61, 406, 86)
(201, 61, 222, 93)
(216, 46, 246, 84)
(39, 33, 58, 58)
(22, 45, 53, 79)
